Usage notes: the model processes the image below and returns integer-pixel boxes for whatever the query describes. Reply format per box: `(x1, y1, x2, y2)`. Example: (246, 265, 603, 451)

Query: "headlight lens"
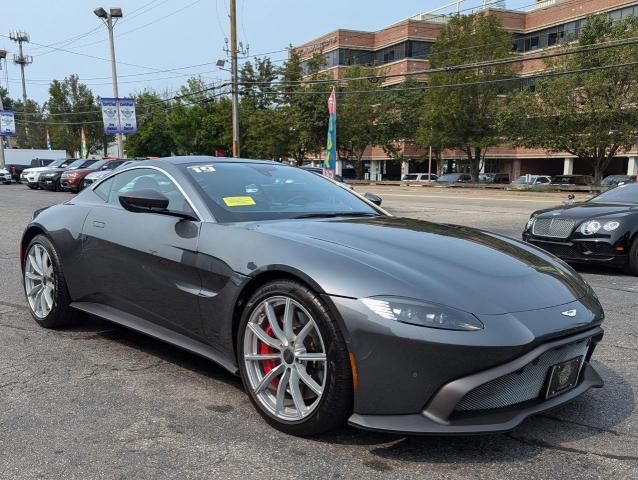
(360, 297, 484, 331)
(580, 220, 601, 235)
(526, 216, 536, 231)
(602, 220, 620, 231)
(580, 220, 620, 235)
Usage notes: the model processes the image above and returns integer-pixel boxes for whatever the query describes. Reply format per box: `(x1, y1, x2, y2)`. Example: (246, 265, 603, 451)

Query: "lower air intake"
(455, 339, 590, 411)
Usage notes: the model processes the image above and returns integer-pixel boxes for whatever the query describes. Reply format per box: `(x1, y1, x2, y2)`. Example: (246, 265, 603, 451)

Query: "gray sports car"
(20, 157, 604, 435)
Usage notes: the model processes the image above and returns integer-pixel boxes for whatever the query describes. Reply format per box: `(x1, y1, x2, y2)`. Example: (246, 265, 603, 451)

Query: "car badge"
(561, 309, 577, 317)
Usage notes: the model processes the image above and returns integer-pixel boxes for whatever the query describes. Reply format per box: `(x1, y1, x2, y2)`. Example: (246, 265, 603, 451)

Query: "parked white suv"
(402, 173, 438, 182)
(511, 175, 552, 186)
(21, 158, 73, 189)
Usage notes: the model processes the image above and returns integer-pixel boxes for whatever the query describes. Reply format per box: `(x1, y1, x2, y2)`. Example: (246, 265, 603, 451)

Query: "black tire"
(23, 235, 87, 328)
(237, 279, 352, 436)
(625, 239, 638, 276)
(27, 185, 38, 190)
(54, 179, 62, 192)
(79, 179, 87, 191)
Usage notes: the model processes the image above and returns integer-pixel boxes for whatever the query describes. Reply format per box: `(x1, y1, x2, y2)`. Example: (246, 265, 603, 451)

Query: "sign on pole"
(100, 98, 137, 135)
(0, 110, 16, 137)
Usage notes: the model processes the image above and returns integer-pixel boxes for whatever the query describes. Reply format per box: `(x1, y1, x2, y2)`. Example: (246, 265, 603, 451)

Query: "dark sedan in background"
(21, 156, 604, 436)
(523, 183, 638, 274)
(38, 159, 98, 191)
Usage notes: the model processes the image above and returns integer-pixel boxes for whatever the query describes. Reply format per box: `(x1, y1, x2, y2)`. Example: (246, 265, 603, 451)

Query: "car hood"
(22, 166, 53, 174)
(535, 202, 637, 219)
(251, 216, 589, 315)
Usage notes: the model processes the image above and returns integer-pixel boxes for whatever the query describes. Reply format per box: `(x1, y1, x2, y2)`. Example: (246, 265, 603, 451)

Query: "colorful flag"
(323, 88, 337, 179)
(80, 128, 88, 159)
(45, 129, 52, 150)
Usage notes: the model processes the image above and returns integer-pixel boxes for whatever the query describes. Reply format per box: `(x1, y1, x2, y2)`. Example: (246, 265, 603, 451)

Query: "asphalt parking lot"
(0, 183, 636, 479)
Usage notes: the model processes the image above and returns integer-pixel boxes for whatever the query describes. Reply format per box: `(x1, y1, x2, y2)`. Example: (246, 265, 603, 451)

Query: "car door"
(82, 167, 205, 338)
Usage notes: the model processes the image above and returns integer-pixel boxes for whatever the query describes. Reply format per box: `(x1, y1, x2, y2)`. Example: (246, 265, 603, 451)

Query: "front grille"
(455, 339, 590, 411)
(532, 218, 576, 238)
(532, 242, 581, 259)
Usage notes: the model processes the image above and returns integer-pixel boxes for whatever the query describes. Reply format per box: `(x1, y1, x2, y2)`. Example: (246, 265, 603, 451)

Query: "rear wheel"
(238, 280, 352, 435)
(27, 185, 38, 190)
(23, 235, 86, 328)
(625, 239, 638, 276)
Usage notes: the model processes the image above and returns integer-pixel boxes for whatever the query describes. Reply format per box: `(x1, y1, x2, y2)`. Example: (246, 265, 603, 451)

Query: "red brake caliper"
(259, 324, 279, 388)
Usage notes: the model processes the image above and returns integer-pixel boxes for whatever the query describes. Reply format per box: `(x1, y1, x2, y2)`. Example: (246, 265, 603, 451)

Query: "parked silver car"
(402, 173, 438, 182)
(511, 175, 552, 186)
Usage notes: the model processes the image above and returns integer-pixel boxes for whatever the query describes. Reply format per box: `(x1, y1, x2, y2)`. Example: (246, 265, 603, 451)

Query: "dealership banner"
(100, 98, 137, 135)
(0, 110, 16, 137)
(323, 88, 337, 179)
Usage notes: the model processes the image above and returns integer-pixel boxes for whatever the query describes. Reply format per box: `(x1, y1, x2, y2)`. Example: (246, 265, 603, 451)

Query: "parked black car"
(38, 159, 98, 191)
(437, 173, 472, 184)
(523, 182, 638, 273)
(479, 173, 510, 184)
(551, 175, 594, 186)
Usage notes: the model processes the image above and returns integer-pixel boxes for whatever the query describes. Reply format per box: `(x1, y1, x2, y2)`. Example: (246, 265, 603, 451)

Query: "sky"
(1, 0, 532, 104)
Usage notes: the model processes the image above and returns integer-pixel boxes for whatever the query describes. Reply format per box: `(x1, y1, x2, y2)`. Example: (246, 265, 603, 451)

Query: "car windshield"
(47, 158, 70, 168)
(589, 183, 638, 204)
(601, 176, 628, 185)
(182, 161, 380, 222)
(86, 160, 106, 170)
(66, 159, 91, 169)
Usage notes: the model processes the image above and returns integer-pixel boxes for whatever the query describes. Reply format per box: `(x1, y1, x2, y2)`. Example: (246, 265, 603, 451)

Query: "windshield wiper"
(294, 212, 379, 219)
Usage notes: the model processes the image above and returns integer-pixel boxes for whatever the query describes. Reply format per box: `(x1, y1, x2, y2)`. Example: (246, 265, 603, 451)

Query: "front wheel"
(237, 280, 352, 435)
(23, 235, 86, 328)
(625, 239, 638, 276)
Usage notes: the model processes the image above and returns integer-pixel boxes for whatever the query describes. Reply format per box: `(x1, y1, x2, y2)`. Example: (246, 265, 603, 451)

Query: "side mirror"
(120, 189, 198, 220)
(364, 192, 382, 206)
(119, 189, 169, 212)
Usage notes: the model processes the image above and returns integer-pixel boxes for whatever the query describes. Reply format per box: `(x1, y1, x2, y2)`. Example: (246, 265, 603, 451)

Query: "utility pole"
(0, 74, 5, 169)
(229, 0, 240, 157)
(9, 31, 32, 106)
(95, 7, 124, 158)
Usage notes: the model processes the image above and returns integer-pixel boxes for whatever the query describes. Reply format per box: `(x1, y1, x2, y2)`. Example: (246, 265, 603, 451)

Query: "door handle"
(92, 220, 106, 229)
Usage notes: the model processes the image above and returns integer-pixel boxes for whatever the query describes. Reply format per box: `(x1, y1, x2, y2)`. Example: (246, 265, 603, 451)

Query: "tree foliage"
(417, 14, 515, 181)
(500, 15, 638, 182)
(46, 75, 103, 156)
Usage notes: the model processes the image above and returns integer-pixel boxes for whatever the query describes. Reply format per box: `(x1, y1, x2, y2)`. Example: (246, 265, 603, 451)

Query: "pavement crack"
(0, 322, 30, 332)
(0, 300, 27, 310)
(506, 434, 638, 461)
(539, 414, 638, 440)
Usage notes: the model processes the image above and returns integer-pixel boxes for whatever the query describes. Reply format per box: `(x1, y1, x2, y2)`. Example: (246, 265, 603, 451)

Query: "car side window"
(107, 168, 193, 213)
(537, 177, 550, 184)
(94, 177, 113, 201)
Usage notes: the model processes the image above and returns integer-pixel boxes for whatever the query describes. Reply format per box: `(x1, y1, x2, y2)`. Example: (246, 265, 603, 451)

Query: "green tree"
(377, 77, 426, 162)
(168, 77, 231, 155)
(45, 75, 102, 156)
(337, 64, 383, 179)
(278, 48, 333, 165)
(417, 14, 514, 181)
(500, 15, 638, 183)
(12, 98, 45, 149)
(125, 90, 175, 157)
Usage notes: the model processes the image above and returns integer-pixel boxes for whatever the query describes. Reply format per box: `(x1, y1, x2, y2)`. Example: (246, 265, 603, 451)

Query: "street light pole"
(229, 0, 240, 157)
(95, 7, 124, 158)
(0, 49, 6, 169)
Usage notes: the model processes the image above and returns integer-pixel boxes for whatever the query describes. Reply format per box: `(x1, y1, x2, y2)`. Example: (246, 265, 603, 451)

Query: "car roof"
(155, 155, 280, 166)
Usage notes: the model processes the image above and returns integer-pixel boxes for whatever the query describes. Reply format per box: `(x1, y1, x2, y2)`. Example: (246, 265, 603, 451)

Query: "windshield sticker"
(188, 165, 216, 173)
(223, 196, 256, 207)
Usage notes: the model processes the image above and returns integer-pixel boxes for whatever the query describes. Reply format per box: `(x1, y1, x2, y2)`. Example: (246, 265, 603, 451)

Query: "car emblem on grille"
(561, 309, 577, 317)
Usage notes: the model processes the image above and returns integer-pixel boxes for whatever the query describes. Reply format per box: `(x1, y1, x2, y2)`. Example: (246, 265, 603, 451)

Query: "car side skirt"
(71, 302, 239, 375)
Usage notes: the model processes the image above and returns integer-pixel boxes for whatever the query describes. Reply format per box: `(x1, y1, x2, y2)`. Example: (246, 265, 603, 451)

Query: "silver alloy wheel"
(243, 296, 327, 422)
(24, 244, 55, 319)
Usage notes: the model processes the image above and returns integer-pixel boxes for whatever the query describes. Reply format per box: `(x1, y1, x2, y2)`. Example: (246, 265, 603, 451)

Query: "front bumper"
(349, 328, 603, 434)
(523, 233, 628, 267)
(1, 174, 11, 183)
(38, 178, 59, 190)
(60, 178, 80, 191)
(329, 294, 604, 435)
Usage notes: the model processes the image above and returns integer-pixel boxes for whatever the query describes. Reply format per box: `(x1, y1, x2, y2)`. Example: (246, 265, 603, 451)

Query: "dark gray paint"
(20, 156, 605, 434)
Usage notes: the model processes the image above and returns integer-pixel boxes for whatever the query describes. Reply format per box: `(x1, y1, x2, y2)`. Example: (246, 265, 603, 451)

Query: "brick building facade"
(294, 0, 638, 181)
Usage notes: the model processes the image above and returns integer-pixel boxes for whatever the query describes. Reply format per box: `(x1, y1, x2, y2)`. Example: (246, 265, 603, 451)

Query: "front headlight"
(360, 297, 484, 331)
(526, 215, 536, 231)
(580, 219, 619, 235)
